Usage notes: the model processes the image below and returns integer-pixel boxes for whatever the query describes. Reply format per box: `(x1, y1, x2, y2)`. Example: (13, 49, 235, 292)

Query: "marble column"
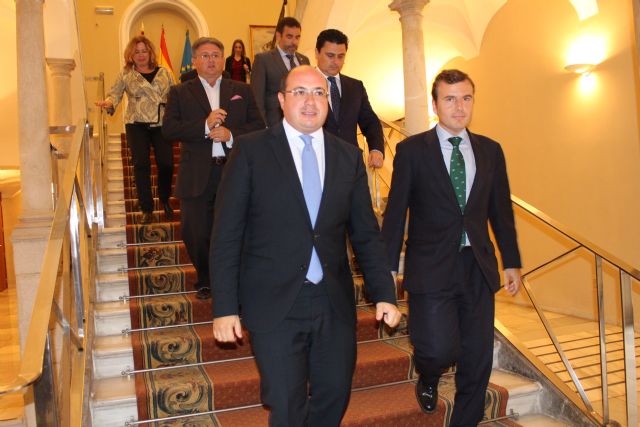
(12, 2, 54, 424)
(46, 58, 75, 154)
(388, 0, 430, 135)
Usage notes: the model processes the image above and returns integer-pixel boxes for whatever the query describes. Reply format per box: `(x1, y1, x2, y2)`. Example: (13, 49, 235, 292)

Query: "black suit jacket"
(211, 123, 397, 332)
(162, 77, 265, 198)
(382, 127, 521, 294)
(323, 74, 384, 153)
(250, 49, 310, 126)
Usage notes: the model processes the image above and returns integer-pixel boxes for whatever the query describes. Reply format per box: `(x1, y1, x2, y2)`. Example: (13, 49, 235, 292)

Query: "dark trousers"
(409, 247, 495, 427)
(250, 281, 356, 427)
(125, 123, 174, 213)
(180, 163, 223, 289)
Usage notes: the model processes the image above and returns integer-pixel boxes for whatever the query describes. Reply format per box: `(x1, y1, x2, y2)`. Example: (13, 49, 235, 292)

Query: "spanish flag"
(158, 26, 175, 76)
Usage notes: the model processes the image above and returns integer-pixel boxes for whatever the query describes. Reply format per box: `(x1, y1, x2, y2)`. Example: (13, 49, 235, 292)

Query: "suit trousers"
(125, 123, 174, 213)
(180, 162, 224, 289)
(408, 247, 495, 427)
(249, 281, 356, 427)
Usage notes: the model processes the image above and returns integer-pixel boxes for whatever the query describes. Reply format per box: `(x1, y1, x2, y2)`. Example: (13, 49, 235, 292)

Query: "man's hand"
(375, 302, 402, 328)
(368, 151, 384, 169)
(207, 108, 228, 129)
(503, 268, 522, 296)
(208, 126, 231, 142)
(213, 315, 243, 342)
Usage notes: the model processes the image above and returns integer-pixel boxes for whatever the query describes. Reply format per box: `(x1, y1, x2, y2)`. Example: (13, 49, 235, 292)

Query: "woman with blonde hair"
(96, 35, 174, 224)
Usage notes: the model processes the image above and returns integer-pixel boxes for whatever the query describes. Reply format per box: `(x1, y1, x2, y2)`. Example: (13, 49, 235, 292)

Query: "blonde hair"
(123, 35, 158, 70)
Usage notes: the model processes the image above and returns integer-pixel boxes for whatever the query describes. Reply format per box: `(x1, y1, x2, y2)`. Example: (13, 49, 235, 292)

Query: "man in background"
(162, 37, 264, 300)
(315, 29, 385, 169)
(251, 17, 310, 126)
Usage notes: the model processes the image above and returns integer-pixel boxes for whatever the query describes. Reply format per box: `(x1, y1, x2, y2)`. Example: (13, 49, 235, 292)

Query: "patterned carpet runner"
(120, 136, 521, 426)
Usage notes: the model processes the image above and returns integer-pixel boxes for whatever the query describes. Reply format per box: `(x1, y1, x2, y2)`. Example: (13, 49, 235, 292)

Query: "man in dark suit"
(382, 69, 522, 426)
(315, 29, 385, 169)
(162, 37, 264, 300)
(251, 17, 310, 126)
(211, 66, 401, 426)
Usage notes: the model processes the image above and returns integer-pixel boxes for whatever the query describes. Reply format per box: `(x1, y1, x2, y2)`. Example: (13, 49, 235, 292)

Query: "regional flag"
(159, 26, 175, 76)
(180, 30, 193, 76)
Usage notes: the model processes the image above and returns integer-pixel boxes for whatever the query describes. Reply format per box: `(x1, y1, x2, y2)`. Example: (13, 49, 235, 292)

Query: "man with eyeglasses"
(163, 37, 264, 300)
(211, 65, 401, 426)
(251, 17, 310, 127)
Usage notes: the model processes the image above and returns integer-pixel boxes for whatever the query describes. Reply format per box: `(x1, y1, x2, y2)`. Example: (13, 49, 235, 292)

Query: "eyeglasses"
(197, 53, 221, 61)
(282, 88, 328, 98)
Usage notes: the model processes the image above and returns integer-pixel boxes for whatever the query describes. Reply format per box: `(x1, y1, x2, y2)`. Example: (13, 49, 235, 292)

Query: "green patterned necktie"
(448, 136, 466, 248)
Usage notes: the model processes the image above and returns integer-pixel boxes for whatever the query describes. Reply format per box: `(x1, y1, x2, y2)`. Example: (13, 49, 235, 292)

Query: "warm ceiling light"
(95, 6, 114, 15)
(564, 63, 595, 76)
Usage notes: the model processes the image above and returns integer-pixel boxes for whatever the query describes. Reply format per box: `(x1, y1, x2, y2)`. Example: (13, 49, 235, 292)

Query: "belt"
(211, 156, 227, 165)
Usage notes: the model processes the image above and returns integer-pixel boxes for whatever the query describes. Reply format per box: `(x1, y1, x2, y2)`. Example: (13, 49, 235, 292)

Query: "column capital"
(388, 0, 429, 16)
(46, 57, 76, 77)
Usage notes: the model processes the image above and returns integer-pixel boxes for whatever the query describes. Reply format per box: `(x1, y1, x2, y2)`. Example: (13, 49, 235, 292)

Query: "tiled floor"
(496, 299, 639, 426)
(0, 287, 24, 423)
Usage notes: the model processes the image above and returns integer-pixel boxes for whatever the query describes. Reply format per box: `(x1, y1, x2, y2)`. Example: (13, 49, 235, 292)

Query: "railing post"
(83, 122, 95, 225)
(69, 190, 85, 340)
(620, 271, 637, 426)
(595, 255, 609, 423)
(33, 333, 60, 427)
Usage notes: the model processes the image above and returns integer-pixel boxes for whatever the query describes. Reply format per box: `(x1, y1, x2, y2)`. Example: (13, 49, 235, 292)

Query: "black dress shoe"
(195, 287, 211, 300)
(415, 377, 438, 414)
(140, 212, 153, 225)
(162, 201, 174, 220)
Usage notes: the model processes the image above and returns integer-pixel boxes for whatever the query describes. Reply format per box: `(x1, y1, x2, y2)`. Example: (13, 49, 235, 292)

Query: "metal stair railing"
(0, 119, 102, 427)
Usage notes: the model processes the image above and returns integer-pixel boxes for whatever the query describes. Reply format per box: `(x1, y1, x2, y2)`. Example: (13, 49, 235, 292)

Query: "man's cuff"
(226, 132, 234, 148)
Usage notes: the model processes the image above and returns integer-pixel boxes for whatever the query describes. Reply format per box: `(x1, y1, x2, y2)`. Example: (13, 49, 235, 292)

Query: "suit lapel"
(315, 132, 336, 227)
(268, 124, 312, 228)
(271, 49, 289, 76)
(465, 131, 485, 211)
(424, 129, 459, 207)
(219, 78, 232, 112)
(187, 78, 212, 114)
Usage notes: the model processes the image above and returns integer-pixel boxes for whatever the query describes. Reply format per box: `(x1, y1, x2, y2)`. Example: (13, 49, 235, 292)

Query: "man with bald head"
(211, 65, 401, 426)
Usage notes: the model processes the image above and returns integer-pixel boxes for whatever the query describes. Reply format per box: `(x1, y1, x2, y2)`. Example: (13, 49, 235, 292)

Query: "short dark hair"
(315, 29, 349, 51)
(192, 37, 224, 54)
(276, 17, 301, 34)
(431, 69, 475, 101)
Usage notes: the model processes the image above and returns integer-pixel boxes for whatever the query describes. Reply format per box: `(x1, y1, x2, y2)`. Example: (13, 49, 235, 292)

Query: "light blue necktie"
(300, 134, 323, 283)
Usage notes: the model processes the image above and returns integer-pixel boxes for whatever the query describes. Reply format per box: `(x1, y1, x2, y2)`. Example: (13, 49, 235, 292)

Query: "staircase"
(89, 133, 583, 426)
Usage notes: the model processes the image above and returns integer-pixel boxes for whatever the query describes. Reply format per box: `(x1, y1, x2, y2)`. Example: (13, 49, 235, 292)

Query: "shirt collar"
(282, 118, 324, 144)
(316, 67, 340, 84)
(198, 74, 222, 88)
(435, 124, 469, 147)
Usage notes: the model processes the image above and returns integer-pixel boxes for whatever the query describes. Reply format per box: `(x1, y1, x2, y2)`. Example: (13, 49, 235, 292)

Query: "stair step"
(93, 335, 134, 379)
(97, 248, 127, 274)
(96, 272, 129, 303)
(98, 226, 126, 249)
(91, 369, 544, 426)
(94, 301, 130, 336)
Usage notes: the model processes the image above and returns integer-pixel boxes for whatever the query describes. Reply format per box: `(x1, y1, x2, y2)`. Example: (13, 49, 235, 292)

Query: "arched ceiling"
(298, 0, 599, 119)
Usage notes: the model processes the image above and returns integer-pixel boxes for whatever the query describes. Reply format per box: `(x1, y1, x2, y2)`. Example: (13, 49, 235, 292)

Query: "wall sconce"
(95, 6, 114, 15)
(565, 63, 595, 76)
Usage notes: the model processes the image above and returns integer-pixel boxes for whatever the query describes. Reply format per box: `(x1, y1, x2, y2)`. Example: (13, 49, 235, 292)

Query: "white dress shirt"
(277, 46, 300, 71)
(282, 119, 325, 190)
(436, 124, 476, 246)
(200, 75, 233, 157)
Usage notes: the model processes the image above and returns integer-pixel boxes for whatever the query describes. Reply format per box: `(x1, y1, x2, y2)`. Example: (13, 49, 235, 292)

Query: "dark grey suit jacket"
(211, 123, 396, 332)
(250, 49, 310, 126)
(162, 77, 265, 198)
(323, 74, 384, 154)
(382, 127, 521, 294)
